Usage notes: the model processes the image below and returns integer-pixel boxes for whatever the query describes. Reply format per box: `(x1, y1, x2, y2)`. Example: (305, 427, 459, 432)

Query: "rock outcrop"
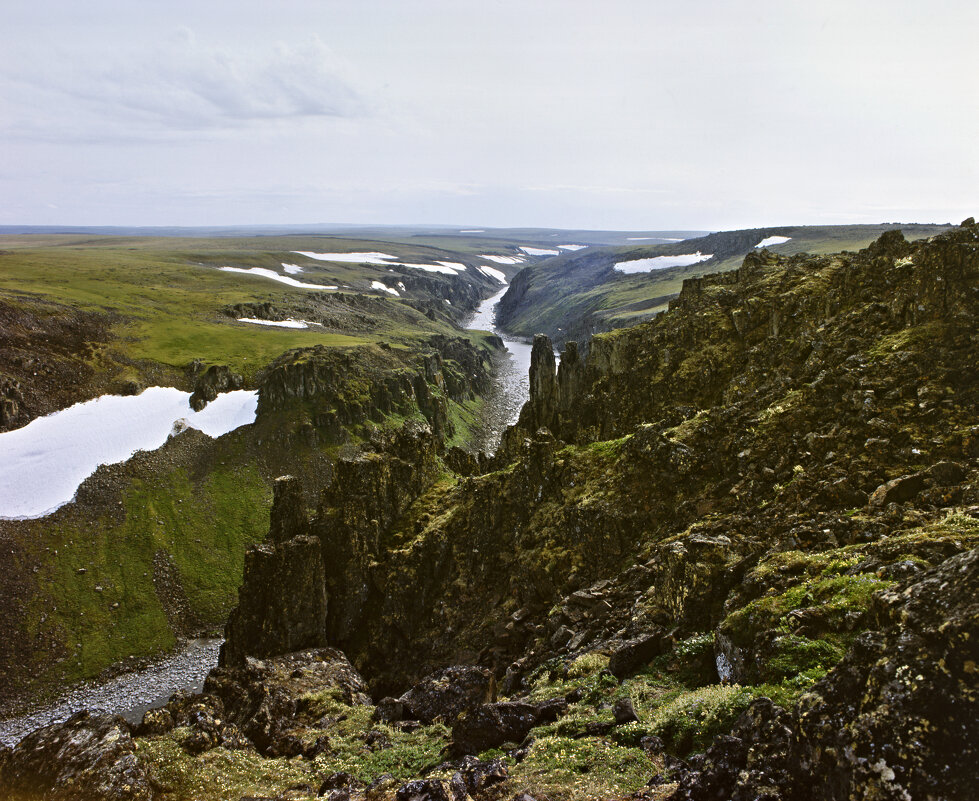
(0, 711, 152, 801)
(188, 363, 243, 411)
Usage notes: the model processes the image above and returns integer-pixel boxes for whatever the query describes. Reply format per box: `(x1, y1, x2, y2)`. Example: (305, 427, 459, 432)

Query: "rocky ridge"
(3, 221, 979, 799)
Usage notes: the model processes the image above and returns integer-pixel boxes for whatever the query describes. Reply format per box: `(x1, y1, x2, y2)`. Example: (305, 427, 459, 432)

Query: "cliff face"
(183, 221, 978, 799)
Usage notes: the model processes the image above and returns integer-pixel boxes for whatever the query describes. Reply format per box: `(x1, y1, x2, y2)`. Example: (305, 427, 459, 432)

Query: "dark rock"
(189, 364, 244, 411)
(395, 778, 450, 801)
(0, 711, 152, 800)
(609, 630, 669, 678)
(398, 665, 496, 725)
(318, 772, 363, 796)
(221, 534, 328, 666)
(373, 697, 405, 723)
(613, 697, 639, 725)
(451, 702, 539, 755)
(268, 475, 308, 544)
(868, 473, 929, 508)
(792, 548, 979, 800)
(459, 757, 508, 793)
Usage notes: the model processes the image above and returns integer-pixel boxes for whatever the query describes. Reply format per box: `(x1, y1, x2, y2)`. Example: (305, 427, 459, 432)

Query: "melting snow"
(613, 253, 713, 273)
(459, 229, 484, 233)
(519, 247, 560, 256)
(219, 267, 337, 290)
(281, 263, 304, 274)
(400, 261, 467, 275)
(478, 265, 507, 283)
(237, 318, 311, 329)
(481, 255, 525, 265)
(0, 388, 258, 519)
(371, 280, 399, 296)
(755, 235, 791, 248)
(291, 251, 396, 264)
(557, 244, 587, 251)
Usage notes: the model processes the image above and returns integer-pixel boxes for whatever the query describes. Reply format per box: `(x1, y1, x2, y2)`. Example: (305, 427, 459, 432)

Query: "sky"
(1, 0, 976, 231)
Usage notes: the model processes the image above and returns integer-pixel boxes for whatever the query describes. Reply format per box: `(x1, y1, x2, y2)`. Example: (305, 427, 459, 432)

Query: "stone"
(398, 666, 496, 725)
(0, 711, 152, 800)
(451, 702, 540, 755)
(395, 779, 450, 801)
(612, 697, 639, 725)
(608, 631, 669, 678)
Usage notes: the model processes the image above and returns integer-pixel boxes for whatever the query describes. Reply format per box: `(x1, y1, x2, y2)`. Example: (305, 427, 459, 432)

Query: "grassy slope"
(0, 234, 503, 381)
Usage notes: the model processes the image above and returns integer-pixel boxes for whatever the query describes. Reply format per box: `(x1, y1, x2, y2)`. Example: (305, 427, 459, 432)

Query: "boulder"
(451, 701, 540, 755)
(0, 711, 152, 801)
(398, 666, 496, 725)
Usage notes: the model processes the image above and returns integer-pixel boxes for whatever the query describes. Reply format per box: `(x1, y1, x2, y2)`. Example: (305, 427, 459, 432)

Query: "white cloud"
(1, 29, 367, 140)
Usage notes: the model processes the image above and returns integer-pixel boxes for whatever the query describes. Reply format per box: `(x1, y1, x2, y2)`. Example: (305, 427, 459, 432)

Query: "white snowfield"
(613, 252, 713, 273)
(281, 263, 304, 274)
(399, 261, 467, 275)
(459, 229, 484, 233)
(558, 244, 587, 251)
(219, 266, 337, 290)
(291, 251, 469, 276)
(480, 255, 525, 265)
(519, 246, 560, 256)
(291, 251, 396, 264)
(236, 317, 312, 329)
(0, 388, 258, 519)
(371, 280, 399, 296)
(755, 235, 791, 248)
(478, 265, 507, 283)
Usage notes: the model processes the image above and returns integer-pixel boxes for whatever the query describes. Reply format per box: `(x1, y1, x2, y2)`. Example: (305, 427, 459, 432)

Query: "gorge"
(2, 222, 978, 800)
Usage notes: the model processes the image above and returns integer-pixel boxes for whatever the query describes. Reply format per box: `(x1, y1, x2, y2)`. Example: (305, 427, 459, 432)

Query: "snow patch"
(519, 246, 560, 256)
(481, 255, 525, 265)
(459, 229, 484, 233)
(557, 244, 587, 251)
(291, 251, 396, 264)
(478, 265, 507, 283)
(0, 388, 258, 519)
(237, 318, 311, 329)
(281, 263, 304, 274)
(755, 235, 791, 248)
(219, 266, 337, 290)
(400, 261, 465, 275)
(371, 280, 399, 296)
(613, 253, 713, 273)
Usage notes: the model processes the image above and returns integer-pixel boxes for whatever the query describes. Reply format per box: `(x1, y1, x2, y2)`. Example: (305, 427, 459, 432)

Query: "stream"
(0, 288, 536, 747)
(466, 286, 554, 453)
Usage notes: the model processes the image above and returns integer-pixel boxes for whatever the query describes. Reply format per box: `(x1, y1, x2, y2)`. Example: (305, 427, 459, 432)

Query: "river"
(465, 286, 543, 452)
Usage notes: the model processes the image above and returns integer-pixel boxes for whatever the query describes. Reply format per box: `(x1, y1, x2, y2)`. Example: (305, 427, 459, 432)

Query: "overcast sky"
(1, 0, 976, 230)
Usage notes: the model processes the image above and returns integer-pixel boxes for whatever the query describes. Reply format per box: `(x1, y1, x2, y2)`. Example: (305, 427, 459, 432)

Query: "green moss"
(22, 450, 271, 690)
(136, 735, 314, 801)
(721, 573, 891, 650)
(763, 634, 844, 682)
(509, 735, 655, 800)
